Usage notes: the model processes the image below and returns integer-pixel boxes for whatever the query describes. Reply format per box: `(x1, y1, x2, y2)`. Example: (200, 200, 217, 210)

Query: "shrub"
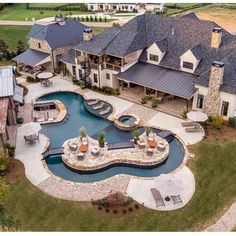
(134, 203, 140, 209)
(54, 67, 61, 74)
(79, 80, 85, 89)
(90, 15, 93, 21)
(102, 86, 113, 94)
(123, 196, 133, 206)
(112, 209, 118, 214)
(98, 132, 105, 147)
(86, 15, 89, 21)
(105, 208, 110, 213)
(3, 143, 15, 157)
(145, 127, 152, 136)
(122, 209, 127, 214)
(104, 17, 107, 22)
(228, 117, 236, 128)
(97, 206, 102, 210)
(181, 110, 187, 119)
(151, 97, 157, 108)
(0, 149, 9, 175)
(26, 76, 39, 83)
(94, 16, 98, 22)
(92, 85, 98, 90)
(16, 116, 24, 124)
(141, 96, 147, 104)
(133, 129, 139, 143)
(112, 88, 120, 95)
(99, 16, 102, 22)
(212, 115, 224, 129)
(128, 207, 133, 212)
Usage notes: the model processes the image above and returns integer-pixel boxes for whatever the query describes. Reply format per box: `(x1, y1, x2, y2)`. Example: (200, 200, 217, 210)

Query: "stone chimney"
(211, 27, 222, 49)
(203, 61, 224, 117)
(83, 28, 93, 41)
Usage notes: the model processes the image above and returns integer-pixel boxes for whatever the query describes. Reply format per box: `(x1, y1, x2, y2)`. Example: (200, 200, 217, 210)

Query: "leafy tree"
(0, 40, 9, 57)
(79, 3, 87, 11)
(16, 40, 25, 55)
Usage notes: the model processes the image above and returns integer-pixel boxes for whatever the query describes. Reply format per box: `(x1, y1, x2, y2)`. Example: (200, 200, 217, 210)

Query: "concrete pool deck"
(15, 75, 201, 211)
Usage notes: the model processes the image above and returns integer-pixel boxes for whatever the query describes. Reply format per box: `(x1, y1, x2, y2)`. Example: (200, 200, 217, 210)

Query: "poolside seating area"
(182, 122, 202, 133)
(24, 133, 39, 145)
(84, 99, 113, 118)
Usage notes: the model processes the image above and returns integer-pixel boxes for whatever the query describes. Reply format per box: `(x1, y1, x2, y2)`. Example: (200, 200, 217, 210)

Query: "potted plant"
(145, 127, 152, 137)
(98, 132, 105, 148)
(133, 128, 139, 144)
(79, 127, 86, 140)
(141, 96, 147, 104)
(4, 143, 15, 157)
(151, 97, 157, 108)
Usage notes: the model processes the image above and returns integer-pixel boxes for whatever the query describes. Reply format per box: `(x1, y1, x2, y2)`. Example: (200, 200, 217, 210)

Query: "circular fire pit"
(114, 114, 140, 130)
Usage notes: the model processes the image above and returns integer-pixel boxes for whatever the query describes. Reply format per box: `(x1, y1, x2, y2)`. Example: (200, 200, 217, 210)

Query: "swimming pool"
(37, 92, 185, 183)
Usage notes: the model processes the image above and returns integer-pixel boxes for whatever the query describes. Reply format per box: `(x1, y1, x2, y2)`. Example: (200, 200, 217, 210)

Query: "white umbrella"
(187, 111, 208, 122)
(23, 122, 41, 136)
(37, 72, 53, 80)
(156, 174, 184, 196)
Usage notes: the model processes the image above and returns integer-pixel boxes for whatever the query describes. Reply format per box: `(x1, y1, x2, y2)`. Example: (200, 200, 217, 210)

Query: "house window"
(196, 94, 204, 109)
(94, 74, 98, 83)
(38, 43, 41, 49)
(90, 5, 94, 10)
(149, 54, 159, 62)
(221, 101, 229, 116)
(72, 66, 76, 76)
(78, 69, 83, 78)
(106, 73, 110, 80)
(183, 61, 194, 70)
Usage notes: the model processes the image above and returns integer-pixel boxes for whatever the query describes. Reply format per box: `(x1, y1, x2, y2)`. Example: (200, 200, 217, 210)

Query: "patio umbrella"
(187, 111, 208, 122)
(23, 122, 41, 136)
(37, 72, 53, 80)
(156, 174, 184, 196)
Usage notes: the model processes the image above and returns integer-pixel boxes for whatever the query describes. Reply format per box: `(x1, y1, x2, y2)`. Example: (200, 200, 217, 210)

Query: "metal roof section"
(13, 85, 24, 103)
(117, 62, 198, 99)
(0, 67, 14, 98)
(13, 49, 51, 67)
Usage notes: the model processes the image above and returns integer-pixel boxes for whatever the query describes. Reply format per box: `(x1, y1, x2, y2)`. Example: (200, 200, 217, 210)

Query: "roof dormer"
(147, 38, 168, 65)
(180, 44, 203, 73)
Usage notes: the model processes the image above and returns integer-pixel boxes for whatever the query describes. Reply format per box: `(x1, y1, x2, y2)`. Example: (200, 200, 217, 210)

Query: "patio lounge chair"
(87, 99, 99, 106)
(68, 141, 78, 151)
(99, 106, 112, 116)
(147, 148, 154, 156)
(185, 125, 202, 133)
(77, 152, 85, 160)
(91, 147, 100, 156)
(181, 121, 197, 127)
(151, 188, 165, 207)
(171, 195, 183, 205)
(93, 102, 105, 110)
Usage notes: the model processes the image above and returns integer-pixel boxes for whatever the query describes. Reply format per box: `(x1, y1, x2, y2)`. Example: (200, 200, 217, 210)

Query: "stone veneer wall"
(29, 38, 51, 54)
(203, 65, 224, 117)
(211, 31, 222, 49)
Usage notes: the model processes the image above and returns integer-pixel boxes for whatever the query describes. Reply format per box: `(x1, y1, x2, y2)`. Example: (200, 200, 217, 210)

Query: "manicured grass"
(0, 60, 15, 67)
(0, 4, 92, 21)
(165, 3, 201, 8)
(0, 25, 30, 51)
(28, 3, 69, 8)
(4, 128, 236, 231)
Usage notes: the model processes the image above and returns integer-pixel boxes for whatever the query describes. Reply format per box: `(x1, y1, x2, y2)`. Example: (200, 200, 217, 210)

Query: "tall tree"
(0, 40, 9, 57)
(16, 40, 25, 55)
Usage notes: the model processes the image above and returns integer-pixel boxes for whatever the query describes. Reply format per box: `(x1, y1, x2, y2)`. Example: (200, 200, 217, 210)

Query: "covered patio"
(13, 49, 52, 75)
(116, 62, 198, 117)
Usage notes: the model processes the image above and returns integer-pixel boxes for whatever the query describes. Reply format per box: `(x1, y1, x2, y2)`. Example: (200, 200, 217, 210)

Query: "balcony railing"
(105, 63, 121, 72)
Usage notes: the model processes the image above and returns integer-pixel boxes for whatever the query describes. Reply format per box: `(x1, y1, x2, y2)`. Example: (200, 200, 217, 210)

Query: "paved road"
(0, 20, 113, 27)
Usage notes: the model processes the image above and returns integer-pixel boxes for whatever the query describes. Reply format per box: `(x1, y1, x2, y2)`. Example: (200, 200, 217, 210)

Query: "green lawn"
(165, 3, 201, 8)
(0, 4, 92, 21)
(0, 25, 105, 52)
(28, 3, 69, 8)
(4, 137, 236, 231)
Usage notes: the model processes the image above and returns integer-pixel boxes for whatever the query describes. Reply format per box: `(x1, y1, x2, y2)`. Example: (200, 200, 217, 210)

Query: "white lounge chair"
(93, 102, 105, 110)
(91, 147, 100, 156)
(87, 99, 99, 106)
(99, 106, 112, 116)
(137, 140, 146, 149)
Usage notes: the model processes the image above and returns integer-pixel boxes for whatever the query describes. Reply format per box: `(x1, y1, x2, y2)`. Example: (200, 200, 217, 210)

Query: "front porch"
(118, 84, 192, 118)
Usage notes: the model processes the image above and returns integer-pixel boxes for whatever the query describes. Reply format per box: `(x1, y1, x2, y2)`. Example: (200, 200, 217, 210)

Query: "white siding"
(147, 43, 165, 65)
(180, 50, 199, 73)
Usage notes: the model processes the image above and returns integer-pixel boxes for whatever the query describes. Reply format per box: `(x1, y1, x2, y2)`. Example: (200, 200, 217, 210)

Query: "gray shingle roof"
(0, 66, 13, 98)
(155, 37, 169, 53)
(181, 12, 199, 20)
(13, 49, 50, 67)
(59, 49, 75, 64)
(29, 19, 88, 49)
(190, 44, 203, 60)
(117, 62, 197, 99)
(195, 53, 236, 94)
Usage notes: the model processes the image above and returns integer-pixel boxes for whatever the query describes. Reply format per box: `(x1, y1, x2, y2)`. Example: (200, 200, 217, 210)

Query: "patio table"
(80, 145, 88, 153)
(148, 140, 157, 148)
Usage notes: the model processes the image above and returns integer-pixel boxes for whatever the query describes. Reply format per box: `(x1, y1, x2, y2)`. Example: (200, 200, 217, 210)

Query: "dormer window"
(149, 54, 159, 62)
(183, 61, 193, 70)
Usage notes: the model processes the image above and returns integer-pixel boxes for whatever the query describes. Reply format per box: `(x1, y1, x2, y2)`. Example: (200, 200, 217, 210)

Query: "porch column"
(143, 87, 147, 96)
(154, 90, 158, 99)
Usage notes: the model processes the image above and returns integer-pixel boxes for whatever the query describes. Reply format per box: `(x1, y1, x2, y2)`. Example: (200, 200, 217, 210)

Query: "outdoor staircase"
(165, 134, 175, 143)
(80, 61, 92, 88)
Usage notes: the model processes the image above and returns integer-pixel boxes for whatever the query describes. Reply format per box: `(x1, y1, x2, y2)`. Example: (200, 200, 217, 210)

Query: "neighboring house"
(13, 15, 88, 73)
(0, 66, 23, 147)
(87, 3, 164, 12)
(61, 13, 236, 119)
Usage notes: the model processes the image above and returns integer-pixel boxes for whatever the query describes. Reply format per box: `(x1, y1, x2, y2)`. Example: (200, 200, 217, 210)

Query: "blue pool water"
(37, 92, 185, 183)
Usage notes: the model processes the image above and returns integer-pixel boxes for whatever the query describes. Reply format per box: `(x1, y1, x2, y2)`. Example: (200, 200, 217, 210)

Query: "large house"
(0, 66, 23, 147)
(13, 15, 88, 73)
(61, 13, 236, 119)
(87, 3, 164, 13)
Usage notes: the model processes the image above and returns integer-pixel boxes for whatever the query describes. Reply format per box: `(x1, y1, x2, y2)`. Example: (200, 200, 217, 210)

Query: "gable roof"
(195, 53, 236, 94)
(74, 14, 236, 75)
(154, 37, 169, 53)
(29, 19, 88, 49)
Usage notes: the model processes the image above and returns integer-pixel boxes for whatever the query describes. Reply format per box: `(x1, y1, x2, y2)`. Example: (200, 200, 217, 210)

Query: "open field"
(0, 25, 105, 52)
(0, 4, 92, 21)
(3, 125, 236, 231)
(182, 4, 236, 33)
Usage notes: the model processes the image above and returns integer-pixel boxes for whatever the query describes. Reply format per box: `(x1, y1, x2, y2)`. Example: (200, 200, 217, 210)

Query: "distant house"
(13, 15, 88, 73)
(61, 13, 236, 119)
(0, 66, 23, 147)
(87, 3, 164, 13)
